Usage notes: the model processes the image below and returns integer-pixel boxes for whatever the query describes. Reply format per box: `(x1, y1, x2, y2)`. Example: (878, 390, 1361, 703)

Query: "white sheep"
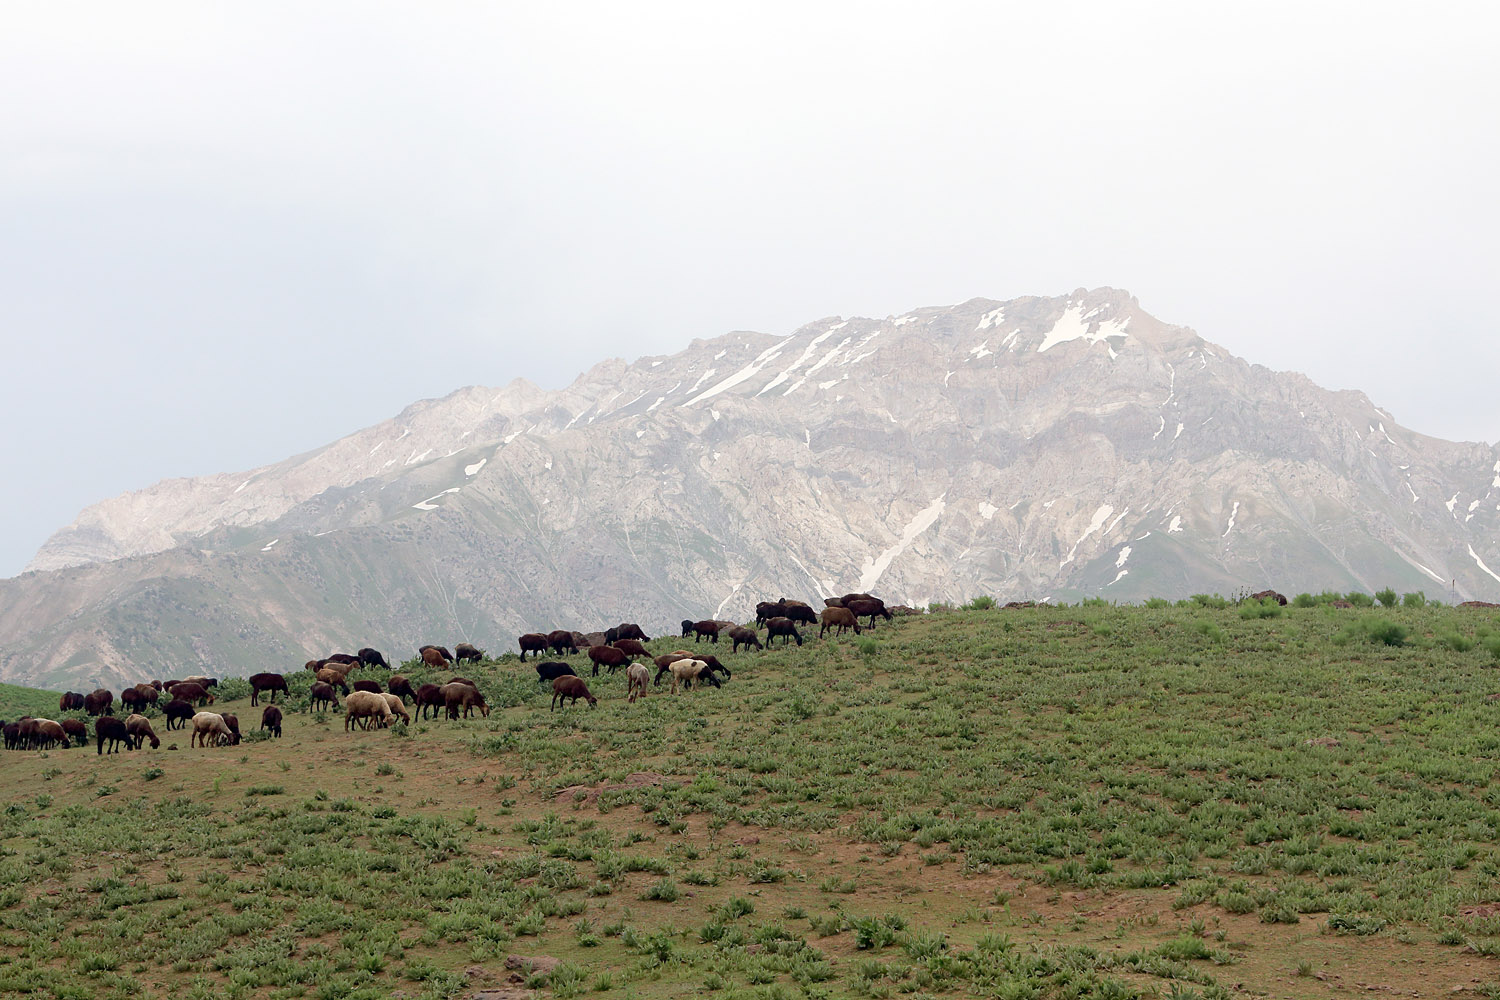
(380, 693, 411, 725)
(626, 662, 650, 702)
(190, 712, 232, 748)
(344, 690, 395, 731)
(668, 658, 709, 694)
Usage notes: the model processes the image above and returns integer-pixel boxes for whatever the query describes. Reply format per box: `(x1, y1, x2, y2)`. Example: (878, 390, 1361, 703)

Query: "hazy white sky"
(3, 2, 1497, 577)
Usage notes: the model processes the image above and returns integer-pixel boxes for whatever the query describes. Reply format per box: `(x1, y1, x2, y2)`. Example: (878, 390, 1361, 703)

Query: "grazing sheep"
(119, 686, 153, 713)
(315, 668, 351, 695)
(779, 599, 818, 625)
(59, 691, 85, 713)
(83, 689, 114, 716)
(260, 705, 283, 738)
(2, 721, 21, 750)
(380, 694, 411, 725)
(220, 714, 242, 746)
(728, 626, 763, 652)
(60, 719, 88, 747)
(324, 654, 360, 668)
(352, 679, 383, 695)
(249, 672, 289, 706)
(387, 675, 416, 704)
(612, 638, 649, 658)
(446, 676, 478, 689)
(168, 682, 215, 707)
(755, 601, 786, 625)
(163, 699, 195, 730)
(517, 633, 549, 660)
(765, 617, 803, 646)
(546, 630, 579, 655)
(309, 682, 339, 713)
(695, 653, 731, 682)
(181, 675, 218, 688)
(455, 642, 486, 663)
(414, 684, 445, 720)
(191, 712, 233, 748)
(441, 683, 489, 720)
(652, 650, 697, 681)
(551, 676, 597, 710)
(305, 659, 326, 672)
(357, 647, 391, 670)
(588, 644, 630, 676)
(609, 623, 650, 643)
(819, 606, 861, 638)
(420, 647, 451, 669)
(845, 598, 892, 628)
(125, 714, 160, 749)
(680, 618, 694, 637)
(691, 620, 721, 643)
(535, 661, 577, 684)
(626, 663, 650, 702)
(31, 719, 69, 750)
(668, 658, 722, 694)
(344, 691, 395, 731)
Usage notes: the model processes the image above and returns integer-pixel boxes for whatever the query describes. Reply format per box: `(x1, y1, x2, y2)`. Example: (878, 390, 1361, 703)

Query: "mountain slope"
(5, 288, 1499, 688)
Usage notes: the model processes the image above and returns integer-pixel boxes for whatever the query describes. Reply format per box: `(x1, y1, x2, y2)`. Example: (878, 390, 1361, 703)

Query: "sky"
(2, 1, 1497, 578)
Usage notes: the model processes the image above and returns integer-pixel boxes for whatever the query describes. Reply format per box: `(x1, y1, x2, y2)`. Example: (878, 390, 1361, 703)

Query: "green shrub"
(1402, 591, 1427, 608)
(1333, 618, 1408, 647)
(962, 596, 996, 611)
(1345, 591, 1374, 607)
(1191, 593, 1228, 609)
(1291, 593, 1316, 608)
(1374, 587, 1398, 608)
(1192, 620, 1225, 643)
(1439, 633, 1474, 653)
(1144, 597, 1172, 609)
(1239, 598, 1283, 620)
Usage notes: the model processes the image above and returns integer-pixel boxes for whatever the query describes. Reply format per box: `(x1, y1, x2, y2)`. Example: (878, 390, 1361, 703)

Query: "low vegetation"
(2, 599, 1500, 997)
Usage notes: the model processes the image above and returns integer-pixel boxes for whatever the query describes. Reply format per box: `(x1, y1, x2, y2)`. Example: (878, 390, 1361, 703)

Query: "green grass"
(2, 602, 1500, 996)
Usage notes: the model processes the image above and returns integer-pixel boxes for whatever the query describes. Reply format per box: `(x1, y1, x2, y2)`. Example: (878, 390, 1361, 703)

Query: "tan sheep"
(380, 693, 411, 725)
(626, 662, 650, 703)
(190, 712, 232, 748)
(344, 691, 394, 731)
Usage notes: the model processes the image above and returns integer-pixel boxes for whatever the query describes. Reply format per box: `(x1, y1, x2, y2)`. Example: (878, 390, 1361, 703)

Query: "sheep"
(606, 623, 650, 643)
(446, 676, 479, 689)
(778, 599, 819, 625)
(220, 714, 242, 746)
(546, 630, 579, 655)
(691, 620, 721, 643)
(626, 662, 650, 703)
(309, 682, 339, 712)
(324, 654, 360, 668)
(668, 658, 722, 694)
(728, 626, 763, 652)
(680, 618, 695, 637)
(60, 718, 88, 747)
(455, 642, 486, 663)
(441, 683, 489, 720)
(819, 606, 861, 638)
(119, 686, 153, 713)
(551, 676, 597, 710)
(755, 600, 786, 624)
(387, 675, 416, 704)
(83, 689, 114, 716)
(190, 712, 233, 748)
(260, 705, 283, 738)
(31, 719, 69, 750)
(380, 694, 411, 725)
(652, 650, 697, 683)
(164, 699, 195, 730)
(59, 691, 85, 713)
(414, 684, 445, 720)
(248, 672, 289, 706)
(315, 668, 350, 695)
(357, 647, 391, 670)
(420, 647, 452, 669)
(351, 679, 383, 695)
(517, 633, 548, 660)
(168, 682, 215, 707)
(2, 721, 21, 750)
(344, 691, 394, 731)
(588, 644, 630, 676)
(419, 644, 454, 662)
(125, 714, 160, 749)
(695, 653, 731, 682)
(611, 638, 650, 658)
(765, 617, 803, 646)
(845, 598, 892, 628)
(181, 674, 218, 688)
(305, 659, 326, 672)
(535, 661, 576, 684)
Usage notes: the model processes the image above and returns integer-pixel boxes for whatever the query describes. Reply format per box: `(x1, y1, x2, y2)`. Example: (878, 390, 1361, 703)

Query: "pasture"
(3, 601, 1500, 998)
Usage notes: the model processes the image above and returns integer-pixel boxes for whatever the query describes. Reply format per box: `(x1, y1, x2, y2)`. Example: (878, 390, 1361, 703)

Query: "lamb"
(344, 691, 395, 731)
(728, 626, 763, 652)
(381, 694, 411, 725)
(309, 682, 339, 712)
(164, 699, 195, 730)
(125, 714, 160, 749)
(535, 661, 576, 683)
(260, 705, 283, 738)
(626, 662, 650, 703)
(551, 676, 597, 710)
(248, 672, 289, 706)
(190, 712, 233, 748)
(441, 682, 489, 720)
(819, 606, 861, 638)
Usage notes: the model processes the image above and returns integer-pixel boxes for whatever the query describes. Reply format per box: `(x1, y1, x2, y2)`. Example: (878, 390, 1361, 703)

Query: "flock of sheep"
(1, 593, 896, 754)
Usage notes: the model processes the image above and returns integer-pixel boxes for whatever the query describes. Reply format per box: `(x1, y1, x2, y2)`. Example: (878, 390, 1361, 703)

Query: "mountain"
(5, 287, 1499, 689)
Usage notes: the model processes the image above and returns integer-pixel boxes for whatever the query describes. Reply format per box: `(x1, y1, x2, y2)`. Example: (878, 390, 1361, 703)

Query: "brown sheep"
(168, 682, 214, 707)
(344, 691, 394, 731)
(728, 626, 763, 652)
(309, 682, 339, 712)
(765, 617, 803, 646)
(420, 647, 451, 669)
(626, 662, 650, 703)
(387, 675, 416, 704)
(315, 669, 350, 695)
(845, 598, 892, 628)
(819, 606, 861, 638)
(778, 599, 818, 625)
(31, 719, 69, 750)
(83, 689, 114, 716)
(588, 644, 630, 676)
(551, 676, 597, 710)
(125, 714, 160, 749)
(249, 672, 289, 706)
(441, 683, 489, 720)
(325, 653, 360, 667)
(547, 630, 579, 655)
(220, 714, 242, 746)
(119, 686, 153, 713)
(164, 699, 195, 730)
(455, 642, 486, 663)
(357, 647, 391, 670)
(414, 684, 445, 720)
(60, 719, 88, 746)
(351, 679, 383, 695)
(191, 712, 233, 747)
(380, 694, 411, 725)
(304, 659, 326, 672)
(260, 705, 283, 738)
(691, 620, 721, 643)
(517, 633, 549, 660)
(59, 691, 85, 713)
(606, 623, 650, 643)
(612, 638, 650, 658)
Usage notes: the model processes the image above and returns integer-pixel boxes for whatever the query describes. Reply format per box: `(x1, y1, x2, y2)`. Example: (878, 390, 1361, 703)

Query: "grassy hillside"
(2, 603, 1500, 998)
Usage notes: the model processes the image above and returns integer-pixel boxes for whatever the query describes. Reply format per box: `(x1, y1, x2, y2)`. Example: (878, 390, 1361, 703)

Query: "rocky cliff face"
(6, 287, 1499, 688)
